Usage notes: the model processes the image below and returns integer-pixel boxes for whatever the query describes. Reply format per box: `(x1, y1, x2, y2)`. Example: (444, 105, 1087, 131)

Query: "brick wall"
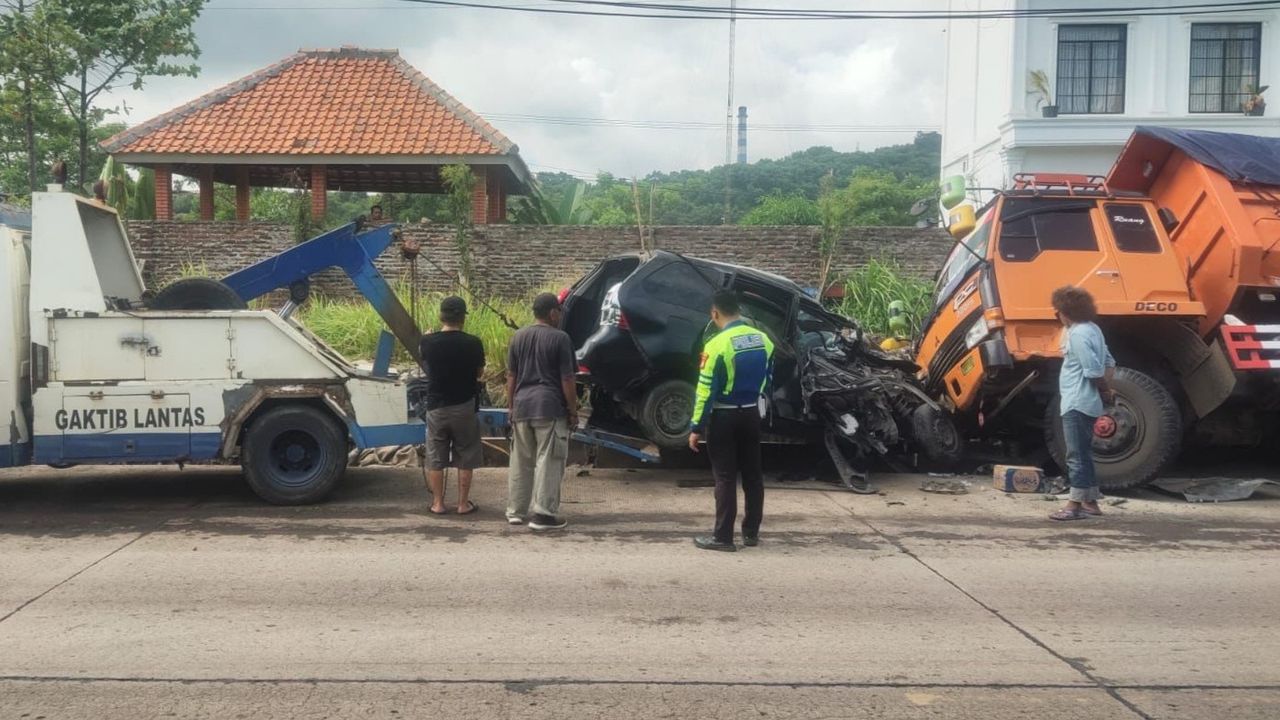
(127, 221, 296, 290)
(126, 221, 954, 299)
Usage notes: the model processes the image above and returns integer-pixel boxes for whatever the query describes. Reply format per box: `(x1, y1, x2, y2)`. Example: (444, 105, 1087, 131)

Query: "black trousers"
(708, 407, 764, 543)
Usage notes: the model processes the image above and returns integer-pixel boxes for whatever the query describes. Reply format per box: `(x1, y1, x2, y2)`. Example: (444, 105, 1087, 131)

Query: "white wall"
(943, 0, 1280, 194)
(942, 0, 1017, 189)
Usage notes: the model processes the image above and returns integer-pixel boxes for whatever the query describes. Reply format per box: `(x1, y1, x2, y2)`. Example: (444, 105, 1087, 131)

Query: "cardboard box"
(993, 464, 1047, 493)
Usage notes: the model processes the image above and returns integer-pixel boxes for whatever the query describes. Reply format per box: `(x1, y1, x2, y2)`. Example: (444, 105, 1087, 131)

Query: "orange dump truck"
(918, 127, 1280, 488)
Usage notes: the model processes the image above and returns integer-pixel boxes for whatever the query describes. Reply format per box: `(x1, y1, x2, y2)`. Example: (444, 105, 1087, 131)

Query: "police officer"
(689, 290, 774, 552)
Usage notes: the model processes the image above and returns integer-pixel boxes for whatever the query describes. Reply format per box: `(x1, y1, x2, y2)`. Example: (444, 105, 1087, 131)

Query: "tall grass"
(836, 258, 933, 337)
(296, 288, 536, 403)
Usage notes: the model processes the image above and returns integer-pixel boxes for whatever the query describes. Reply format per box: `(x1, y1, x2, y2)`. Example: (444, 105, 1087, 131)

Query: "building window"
(1056, 25, 1127, 114)
(1189, 23, 1262, 113)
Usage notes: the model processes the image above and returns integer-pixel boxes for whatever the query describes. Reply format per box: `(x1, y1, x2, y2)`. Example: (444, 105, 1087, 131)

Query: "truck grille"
(925, 309, 981, 392)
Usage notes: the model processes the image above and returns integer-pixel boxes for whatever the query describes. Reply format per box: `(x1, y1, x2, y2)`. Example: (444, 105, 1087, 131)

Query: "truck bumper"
(1220, 319, 1280, 370)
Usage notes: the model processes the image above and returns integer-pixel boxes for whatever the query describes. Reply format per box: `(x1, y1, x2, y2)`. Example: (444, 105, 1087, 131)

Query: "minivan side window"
(639, 262, 713, 312)
(738, 292, 788, 344)
(998, 199, 1098, 262)
(1105, 204, 1161, 253)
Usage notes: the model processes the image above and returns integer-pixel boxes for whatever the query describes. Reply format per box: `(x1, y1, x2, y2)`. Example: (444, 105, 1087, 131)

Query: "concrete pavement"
(1, 463, 1277, 719)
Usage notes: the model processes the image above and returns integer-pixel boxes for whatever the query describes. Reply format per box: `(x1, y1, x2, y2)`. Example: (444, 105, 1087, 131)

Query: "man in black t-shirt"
(419, 296, 486, 515)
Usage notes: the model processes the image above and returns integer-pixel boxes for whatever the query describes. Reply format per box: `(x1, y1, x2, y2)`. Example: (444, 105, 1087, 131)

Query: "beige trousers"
(507, 417, 569, 518)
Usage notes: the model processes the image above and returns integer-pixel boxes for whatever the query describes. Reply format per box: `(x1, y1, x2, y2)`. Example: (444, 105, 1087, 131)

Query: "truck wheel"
(911, 403, 964, 469)
(150, 278, 247, 310)
(637, 379, 695, 451)
(1045, 367, 1182, 490)
(243, 405, 347, 505)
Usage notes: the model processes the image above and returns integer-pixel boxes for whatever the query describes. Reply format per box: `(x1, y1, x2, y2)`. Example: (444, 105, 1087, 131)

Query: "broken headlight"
(964, 317, 989, 349)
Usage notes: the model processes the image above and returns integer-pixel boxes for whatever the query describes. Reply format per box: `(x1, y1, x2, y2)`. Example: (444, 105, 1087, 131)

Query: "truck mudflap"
(1220, 315, 1280, 370)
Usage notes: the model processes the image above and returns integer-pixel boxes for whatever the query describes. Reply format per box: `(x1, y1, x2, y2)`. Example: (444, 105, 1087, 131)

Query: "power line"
(479, 112, 938, 132)
(380, 0, 1280, 21)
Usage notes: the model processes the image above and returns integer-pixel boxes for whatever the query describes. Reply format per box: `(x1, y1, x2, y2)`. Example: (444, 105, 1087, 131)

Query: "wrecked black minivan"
(559, 251, 961, 488)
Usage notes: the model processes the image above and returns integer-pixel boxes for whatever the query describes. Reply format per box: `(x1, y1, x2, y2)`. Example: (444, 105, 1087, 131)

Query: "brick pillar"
(486, 171, 505, 224)
(470, 166, 489, 224)
(198, 166, 215, 221)
(310, 165, 327, 222)
(153, 164, 173, 221)
(234, 167, 251, 223)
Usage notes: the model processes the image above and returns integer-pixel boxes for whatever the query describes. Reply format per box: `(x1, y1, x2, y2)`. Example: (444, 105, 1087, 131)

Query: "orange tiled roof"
(102, 48, 516, 158)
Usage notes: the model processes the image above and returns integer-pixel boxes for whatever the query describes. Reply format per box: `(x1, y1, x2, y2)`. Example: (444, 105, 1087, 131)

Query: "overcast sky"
(107, 0, 947, 178)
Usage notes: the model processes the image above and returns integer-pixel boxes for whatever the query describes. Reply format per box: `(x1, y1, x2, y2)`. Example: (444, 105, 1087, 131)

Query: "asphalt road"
(1, 463, 1278, 719)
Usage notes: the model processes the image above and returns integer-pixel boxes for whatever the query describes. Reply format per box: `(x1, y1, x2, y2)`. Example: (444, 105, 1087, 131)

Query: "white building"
(942, 0, 1280, 194)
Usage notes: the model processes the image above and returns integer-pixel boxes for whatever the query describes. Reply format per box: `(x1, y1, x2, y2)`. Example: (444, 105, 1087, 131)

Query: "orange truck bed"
(1108, 128, 1280, 339)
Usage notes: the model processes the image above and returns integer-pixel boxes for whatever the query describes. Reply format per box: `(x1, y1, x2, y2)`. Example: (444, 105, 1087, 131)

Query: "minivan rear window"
(1105, 204, 1161, 253)
(998, 199, 1098, 262)
(640, 262, 711, 312)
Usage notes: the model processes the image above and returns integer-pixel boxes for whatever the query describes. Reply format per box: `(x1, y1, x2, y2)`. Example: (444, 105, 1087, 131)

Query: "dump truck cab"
(919, 174, 1203, 410)
(920, 128, 1280, 490)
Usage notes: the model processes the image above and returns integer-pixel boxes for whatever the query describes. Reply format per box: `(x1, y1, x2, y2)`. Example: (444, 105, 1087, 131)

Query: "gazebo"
(101, 47, 530, 224)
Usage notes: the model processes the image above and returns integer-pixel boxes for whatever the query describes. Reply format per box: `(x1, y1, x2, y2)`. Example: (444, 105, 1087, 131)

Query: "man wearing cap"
(419, 296, 486, 515)
(505, 292, 578, 531)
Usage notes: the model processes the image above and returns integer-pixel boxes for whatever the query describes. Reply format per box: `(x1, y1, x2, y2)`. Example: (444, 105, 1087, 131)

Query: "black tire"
(242, 405, 348, 505)
(636, 379, 696, 451)
(910, 403, 964, 469)
(150, 277, 247, 310)
(1045, 366, 1182, 490)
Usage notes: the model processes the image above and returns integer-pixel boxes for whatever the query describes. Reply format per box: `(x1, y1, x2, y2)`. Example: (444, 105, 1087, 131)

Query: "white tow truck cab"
(0, 187, 423, 504)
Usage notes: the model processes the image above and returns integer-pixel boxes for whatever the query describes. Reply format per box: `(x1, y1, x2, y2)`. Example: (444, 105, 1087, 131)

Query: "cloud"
(107, 0, 946, 177)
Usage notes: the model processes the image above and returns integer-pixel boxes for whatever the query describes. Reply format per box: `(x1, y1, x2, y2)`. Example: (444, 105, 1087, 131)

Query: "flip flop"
(457, 501, 479, 516)
(1081, 506, 1104, 517)
(1049, 508, 1089, 521)
(428, 506, 450, 516)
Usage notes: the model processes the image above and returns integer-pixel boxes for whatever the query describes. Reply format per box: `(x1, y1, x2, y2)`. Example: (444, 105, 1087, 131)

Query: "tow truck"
(0, 182, 655, 505)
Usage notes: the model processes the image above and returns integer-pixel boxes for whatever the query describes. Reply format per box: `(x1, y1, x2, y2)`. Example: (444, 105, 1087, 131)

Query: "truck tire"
(910, 403, 964, 469)
(242, 405, 348, 505)
(1045, 367, 1182, 490)
(637, 379, 695, 451)
(150, 278, 247, 310)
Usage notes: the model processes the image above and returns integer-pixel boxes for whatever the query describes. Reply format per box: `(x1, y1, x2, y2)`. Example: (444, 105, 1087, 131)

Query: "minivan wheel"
(910, 403, 963, 469)
(1045, 366, 1182, 491)
(637, 379, 695, 451)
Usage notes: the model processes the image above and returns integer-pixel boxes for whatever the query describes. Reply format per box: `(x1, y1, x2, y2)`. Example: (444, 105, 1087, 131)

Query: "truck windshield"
(934, 214, 992, 304)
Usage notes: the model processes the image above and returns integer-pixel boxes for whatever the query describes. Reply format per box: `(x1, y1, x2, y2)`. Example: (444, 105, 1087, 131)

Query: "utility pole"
(722, 0, 736, 225)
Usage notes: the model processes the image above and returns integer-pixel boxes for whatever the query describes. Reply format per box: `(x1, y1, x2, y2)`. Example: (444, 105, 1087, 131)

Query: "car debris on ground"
(1153, 478, 1278, 503)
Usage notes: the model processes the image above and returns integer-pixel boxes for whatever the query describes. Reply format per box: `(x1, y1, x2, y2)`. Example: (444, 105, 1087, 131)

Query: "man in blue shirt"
(1049, 286, 1115, 521)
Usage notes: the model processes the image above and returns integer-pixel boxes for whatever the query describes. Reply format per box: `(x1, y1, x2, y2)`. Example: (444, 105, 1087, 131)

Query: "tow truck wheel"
(150, 277, 248, 311)
(1045, 367, 1182, 491)
(637, 379, 695, 451)
(243, 405, 347, 505)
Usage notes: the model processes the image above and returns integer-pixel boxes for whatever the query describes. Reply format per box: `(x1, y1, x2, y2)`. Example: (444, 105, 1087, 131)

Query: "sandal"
(1049, 508, 1089, 521)
(428, 506, 450, 516)
(1081, 506, 1104, 517)
(457, 501, 479, 516)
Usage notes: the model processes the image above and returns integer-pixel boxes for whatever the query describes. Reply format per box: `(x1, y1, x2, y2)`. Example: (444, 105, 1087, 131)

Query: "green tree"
(441, 164, 476, 285)
(828, 168, 935, 227)
(0, 1, 44, 192)
(515, 133, 942, 227)
(738, 193, 820, 226)
(34, 0, 205, 188)
(510, 180, 592, 225)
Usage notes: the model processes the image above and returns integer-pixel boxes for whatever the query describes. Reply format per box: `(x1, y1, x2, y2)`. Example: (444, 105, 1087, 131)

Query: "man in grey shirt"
(505, 292, 578, 531)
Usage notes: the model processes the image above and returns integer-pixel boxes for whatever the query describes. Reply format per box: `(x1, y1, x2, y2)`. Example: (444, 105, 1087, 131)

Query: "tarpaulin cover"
(1115, 126, 1280, 188)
